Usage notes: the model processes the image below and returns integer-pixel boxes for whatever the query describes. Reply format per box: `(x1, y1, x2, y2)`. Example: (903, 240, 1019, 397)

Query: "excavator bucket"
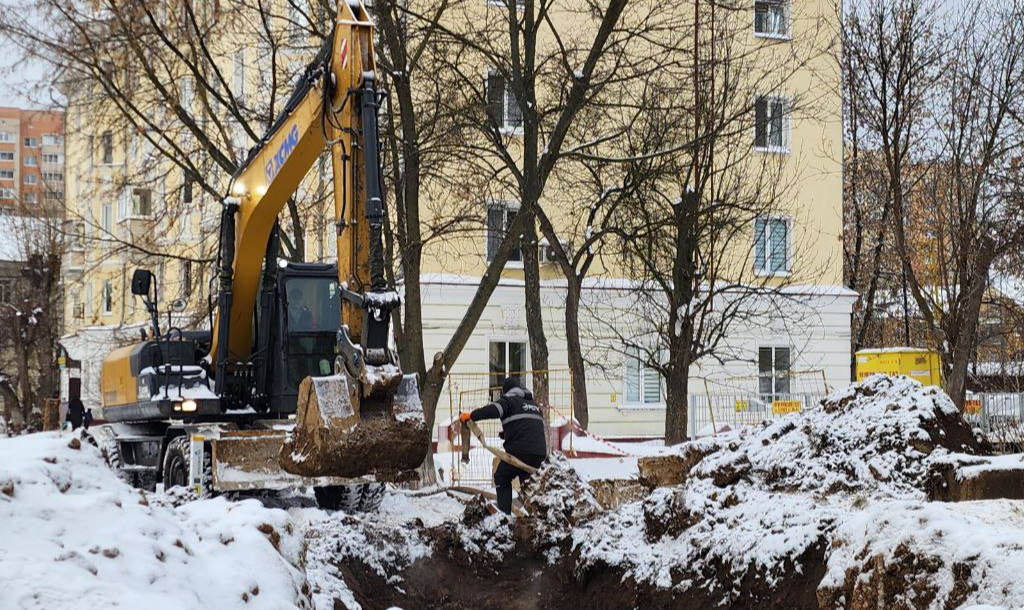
(279, 369, 430, 480)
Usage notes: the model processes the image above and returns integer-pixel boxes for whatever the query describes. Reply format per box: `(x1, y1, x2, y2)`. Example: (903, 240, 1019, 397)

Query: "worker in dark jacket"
(459, 377, 547, 514)
(66, 397, 85, 430)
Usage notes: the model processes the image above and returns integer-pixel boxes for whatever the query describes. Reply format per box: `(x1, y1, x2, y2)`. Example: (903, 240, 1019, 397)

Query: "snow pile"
(574, 479, 833, 595)
(522, 454, 602, 561)
(820, 499, 1024, 610)
(0, 432, 311, 610)
(687, 375, 989, 498)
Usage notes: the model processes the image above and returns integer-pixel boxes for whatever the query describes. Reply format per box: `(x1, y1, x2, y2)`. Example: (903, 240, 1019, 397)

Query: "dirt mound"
(679, 375, 991, 498)
(324, 376, 1020, 610)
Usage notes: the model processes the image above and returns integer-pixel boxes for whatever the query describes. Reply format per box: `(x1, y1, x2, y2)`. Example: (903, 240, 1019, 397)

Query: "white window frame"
(23, 173, 36, 185)
(0, 188, 15, 199)
(622, 344, 664, 408)
(486, 69, 524, 135)
(23, 155, 36, 166)
(753, 94, 791, 154)
(753, 0, 791, 40)
(0, 170, 14, 180)
(757, 344, 793, 400)
(0, 151, 12, 161)
(753, 215, 793, 277)
(23, 192, 36, 205)
(102, 280, 114, 315)
(42, 153, 62, 165)
(233, 48, 246, 103)
(487, 336, 530, 398)
(101, 201, 113, 233)
(485, 200, 523, 267)
(42, 134, 62, 146)
(0, 132, 13, 143)
(23, 137, 38, 148)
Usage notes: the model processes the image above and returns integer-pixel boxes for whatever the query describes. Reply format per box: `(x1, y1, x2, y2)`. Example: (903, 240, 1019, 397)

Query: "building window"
(0, 132, 13, 143)
(23, 173, 36, 185)
(489, 340, 527, 400)
(0, 152, 12, 161)
(23, 137, 38, 148)
(24, 192, 36, 205)
(624, 345, 662, 405)
(102, 280, 114, 314)
(0, 280, 11, 303)
(0, 170, 13, 180)
(754, 217, 790, 276)
(180, 260, 192, 299)
(0, 188, 14, 199)
(42, 153, 62, 165)
(132, 188, 152, 216)
(233, 48, 246, 103)
(754, 0, 789, 38)
(42, 134, 62, 146)
(42, 171, 62, 185)
(101, 131, 113, 164)
(23, 155, 36, 166)
(288, 4, 306, 43)
(754, 95, 790, 152)
(758, 346, 791, 398)
(485, 202, 523, 263)
(101, 201, 113, 232)
(486, 70, 524, 133)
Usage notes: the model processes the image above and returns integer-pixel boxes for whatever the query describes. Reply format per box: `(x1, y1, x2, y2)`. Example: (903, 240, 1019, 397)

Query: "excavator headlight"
(179, 399, 198, 412)
(233, 181, 246, 195)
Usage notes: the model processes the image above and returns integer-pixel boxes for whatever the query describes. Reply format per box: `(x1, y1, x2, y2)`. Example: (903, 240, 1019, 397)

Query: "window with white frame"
(132, 188, 152, 216)
(233, 48, 246, 103)
(23, 137, 37, 148)
(758, 346, 791, 397)
(0, 132, 12, 143)
(489, 340, 528, 400)
(42, 172, 62, 185)
(486, 71, 524, 133)
(24, 155, 36, 166)
(754, 94, 790, 152)
(102, 280, 114, 314)
(485, 201, 523, 263)
(23, 173, 36, 185)
(754, 0, 789, 38)
(288, 4, 306, 43)
(753, 216, 790, 275)
(0, 170, 13, 180)
(24, 192, 36, 205)
(0, 188, 14, 199)
(101, 131, 113, 164)
(0, 152, 12, 161)
(624, 345, 662, 405)
(101, 201, 113, 232)
(42, 153, 62, 165)
(42, 134, 62, 146)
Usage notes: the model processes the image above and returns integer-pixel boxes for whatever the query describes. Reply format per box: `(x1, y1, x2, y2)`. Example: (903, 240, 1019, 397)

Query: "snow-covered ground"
(5, 376, 1024, 610)
(0, 432, 310, 610)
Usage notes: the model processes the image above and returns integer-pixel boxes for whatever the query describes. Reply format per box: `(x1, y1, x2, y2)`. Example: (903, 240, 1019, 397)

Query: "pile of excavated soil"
(324, 376, 1024, 610)
(280, 417, 430, 480)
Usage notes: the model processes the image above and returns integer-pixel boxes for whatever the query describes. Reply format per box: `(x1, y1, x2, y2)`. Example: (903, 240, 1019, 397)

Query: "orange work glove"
(459, 412, 472, 424)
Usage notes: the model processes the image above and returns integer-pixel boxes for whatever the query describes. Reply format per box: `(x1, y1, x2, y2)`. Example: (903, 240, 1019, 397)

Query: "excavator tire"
(314, 483, 386, 512)
(162, 435, 211, 497)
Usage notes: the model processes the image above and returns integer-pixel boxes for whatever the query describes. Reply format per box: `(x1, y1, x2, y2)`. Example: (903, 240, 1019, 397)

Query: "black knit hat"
(502, 376, 522, 394)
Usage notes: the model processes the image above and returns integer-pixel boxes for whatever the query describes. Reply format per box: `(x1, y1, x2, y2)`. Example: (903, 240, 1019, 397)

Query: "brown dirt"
(280, 417, 429, 479)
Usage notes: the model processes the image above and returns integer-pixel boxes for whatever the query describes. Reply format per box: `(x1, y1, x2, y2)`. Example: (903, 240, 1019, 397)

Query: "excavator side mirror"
(131, 269, 153, 297)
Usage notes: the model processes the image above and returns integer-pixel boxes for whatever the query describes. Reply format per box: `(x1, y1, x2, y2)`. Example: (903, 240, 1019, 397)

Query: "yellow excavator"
(90, 0, 430, 511)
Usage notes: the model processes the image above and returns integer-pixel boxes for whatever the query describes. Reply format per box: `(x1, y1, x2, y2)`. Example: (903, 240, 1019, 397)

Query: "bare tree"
(848, 0, 1024, 408)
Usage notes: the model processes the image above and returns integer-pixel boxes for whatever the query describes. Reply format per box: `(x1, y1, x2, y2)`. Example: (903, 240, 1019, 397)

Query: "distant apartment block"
(0, 107, 65, 216)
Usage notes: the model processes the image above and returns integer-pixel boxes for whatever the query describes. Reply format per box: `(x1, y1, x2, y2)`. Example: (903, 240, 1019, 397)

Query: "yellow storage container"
(855, 348, 941, 387)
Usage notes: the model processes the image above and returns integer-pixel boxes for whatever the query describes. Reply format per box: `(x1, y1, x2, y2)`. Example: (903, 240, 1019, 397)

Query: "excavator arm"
(210, 0, 391, 387)
(207, 0, 429, 479)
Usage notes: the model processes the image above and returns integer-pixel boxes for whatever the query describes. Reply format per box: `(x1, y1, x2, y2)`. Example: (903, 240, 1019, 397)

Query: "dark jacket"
(67, 398, 85, 428)
(470, 387, 547, 457)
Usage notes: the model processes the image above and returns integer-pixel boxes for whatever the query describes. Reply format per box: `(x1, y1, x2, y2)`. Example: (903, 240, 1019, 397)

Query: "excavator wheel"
(313, 483, 386, 512)
(162, 435, 211, 497)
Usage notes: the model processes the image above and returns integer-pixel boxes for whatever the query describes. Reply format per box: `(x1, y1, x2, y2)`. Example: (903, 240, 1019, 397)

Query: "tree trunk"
(564, 277, 589, 428)
(522, 222, 550, 409)
(664, 364, 690, 445)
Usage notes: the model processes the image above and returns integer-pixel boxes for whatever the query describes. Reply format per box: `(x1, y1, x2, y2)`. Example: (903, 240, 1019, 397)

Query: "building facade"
(0, 108, 65, 216)
(60, 0, 855, 440)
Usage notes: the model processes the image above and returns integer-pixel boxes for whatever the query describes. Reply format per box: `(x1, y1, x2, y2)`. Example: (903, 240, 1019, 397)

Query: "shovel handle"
(464, 420, 539, 475)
